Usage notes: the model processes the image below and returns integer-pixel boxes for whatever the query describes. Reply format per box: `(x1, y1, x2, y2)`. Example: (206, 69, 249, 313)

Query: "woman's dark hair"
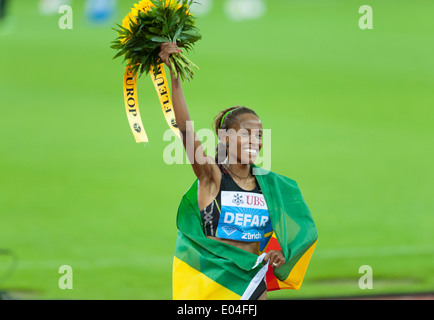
(213, 106, 259, 164)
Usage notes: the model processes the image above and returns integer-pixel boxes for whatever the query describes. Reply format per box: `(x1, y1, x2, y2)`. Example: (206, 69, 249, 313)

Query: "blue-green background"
(0, 0, 433, 299)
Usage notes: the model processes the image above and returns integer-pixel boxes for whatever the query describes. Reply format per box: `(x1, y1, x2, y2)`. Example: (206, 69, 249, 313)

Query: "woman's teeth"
(244, 148, 258, 155)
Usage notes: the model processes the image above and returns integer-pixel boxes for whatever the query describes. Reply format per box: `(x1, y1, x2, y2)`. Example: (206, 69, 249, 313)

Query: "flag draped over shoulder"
(172, 164, 318, 300)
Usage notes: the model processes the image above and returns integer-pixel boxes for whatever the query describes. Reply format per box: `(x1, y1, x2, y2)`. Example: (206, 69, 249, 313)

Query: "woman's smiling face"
(225, 113, 263, 165)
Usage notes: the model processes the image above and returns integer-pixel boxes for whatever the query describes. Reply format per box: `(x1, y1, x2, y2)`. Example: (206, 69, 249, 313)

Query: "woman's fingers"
(271, 256, 285, 268)
(159, 42, 182, 68)
(263, 250, 285, 268)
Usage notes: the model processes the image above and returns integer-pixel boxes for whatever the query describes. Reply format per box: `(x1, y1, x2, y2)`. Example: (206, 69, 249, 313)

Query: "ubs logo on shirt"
(232, 193, 244, 206)
(246, 195, 266, 207)
(223, 191, 268, 210)
(231, 193, 266, 208)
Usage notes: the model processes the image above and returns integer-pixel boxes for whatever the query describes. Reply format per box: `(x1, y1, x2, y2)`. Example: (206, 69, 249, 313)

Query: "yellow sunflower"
(122, 0, 155, 30)
(121, 0, 187, 31)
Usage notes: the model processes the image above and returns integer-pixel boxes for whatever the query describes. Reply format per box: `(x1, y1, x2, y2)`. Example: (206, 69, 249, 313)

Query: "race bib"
(216, 191, 271, 242)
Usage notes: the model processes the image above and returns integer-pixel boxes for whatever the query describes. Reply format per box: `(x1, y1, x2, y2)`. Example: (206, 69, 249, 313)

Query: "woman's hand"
(159, 42, 182, 72)
(264, 250, 285, 269)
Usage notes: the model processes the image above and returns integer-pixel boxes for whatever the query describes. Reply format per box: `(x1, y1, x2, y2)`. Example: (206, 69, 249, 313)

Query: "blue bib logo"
(216, 191, 272, 242)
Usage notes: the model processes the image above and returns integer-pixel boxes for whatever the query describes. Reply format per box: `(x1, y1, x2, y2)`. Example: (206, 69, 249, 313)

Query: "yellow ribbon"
(150, 64, 180, 139)
(123, 64, 180, 144)
(123, 67, 148, 143)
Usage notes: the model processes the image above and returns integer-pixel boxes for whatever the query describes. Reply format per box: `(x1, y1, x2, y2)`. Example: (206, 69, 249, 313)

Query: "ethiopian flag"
(172, 164, 318, 300)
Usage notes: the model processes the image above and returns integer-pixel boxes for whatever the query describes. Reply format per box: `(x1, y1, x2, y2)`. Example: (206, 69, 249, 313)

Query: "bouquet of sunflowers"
(112, 0, 201, 81)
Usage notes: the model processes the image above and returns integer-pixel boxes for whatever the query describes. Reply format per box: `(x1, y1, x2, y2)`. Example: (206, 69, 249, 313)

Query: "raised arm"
(159, 43, 218, 182)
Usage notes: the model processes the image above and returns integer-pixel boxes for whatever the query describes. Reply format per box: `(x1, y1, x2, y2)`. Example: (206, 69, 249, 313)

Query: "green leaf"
(149, 27, 162, 34)
(148, 35, 170, 42)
